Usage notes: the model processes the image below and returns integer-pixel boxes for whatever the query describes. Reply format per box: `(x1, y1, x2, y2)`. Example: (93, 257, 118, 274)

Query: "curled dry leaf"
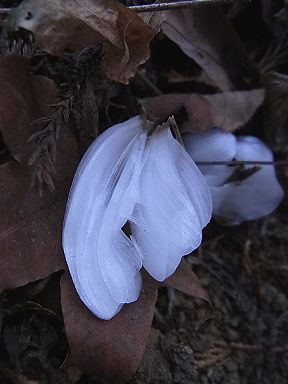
(8, 0, 156, 84)
(162, 7, 260, 91)
(144, 89, 265, 133)
(0, 55, 209, 382)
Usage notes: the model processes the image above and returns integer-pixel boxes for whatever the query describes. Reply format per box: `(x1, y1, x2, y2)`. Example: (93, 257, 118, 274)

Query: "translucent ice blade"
(97, 131, 147, 303)
(63, 116, 145, 320)
(131, 126, 212, 282)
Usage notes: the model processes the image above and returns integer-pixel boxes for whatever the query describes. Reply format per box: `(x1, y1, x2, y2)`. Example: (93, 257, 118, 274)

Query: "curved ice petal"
(183, 129, 237, 186)
(211, 136, 284, 224)
(131, 127, 212, 281)
(97, 132, 147, 303)
(63, 116, 145, 320)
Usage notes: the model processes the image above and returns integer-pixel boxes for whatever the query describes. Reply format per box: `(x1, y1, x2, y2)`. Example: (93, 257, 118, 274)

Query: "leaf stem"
(195, 160, 288, 166)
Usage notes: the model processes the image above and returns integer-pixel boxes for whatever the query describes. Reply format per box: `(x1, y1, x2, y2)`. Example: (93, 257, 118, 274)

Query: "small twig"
(0, 1, 237, 16)
(195, 160, 288, 166)
(130, 0, 235, 12)
(229, 341, 288, 353)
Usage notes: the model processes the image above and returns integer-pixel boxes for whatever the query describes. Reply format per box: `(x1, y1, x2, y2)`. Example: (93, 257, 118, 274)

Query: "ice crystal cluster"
(63, 118, 283, 319)
(63, 116, 211, 319)
(183, 129, 284, 224)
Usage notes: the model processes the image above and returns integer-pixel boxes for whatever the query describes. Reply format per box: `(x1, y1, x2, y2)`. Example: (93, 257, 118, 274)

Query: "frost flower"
(63, 116, 212, 320)
(183, 129, 284, 224)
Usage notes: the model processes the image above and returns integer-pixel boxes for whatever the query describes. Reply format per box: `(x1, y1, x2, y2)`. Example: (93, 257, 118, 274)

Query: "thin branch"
(0, 0, 238, 16)
(129, 0, 235, 12)
(195, 160, 288, 166)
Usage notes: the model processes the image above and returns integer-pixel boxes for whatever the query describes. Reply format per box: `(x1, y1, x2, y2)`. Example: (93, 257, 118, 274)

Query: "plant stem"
(195, 160, 288, 166)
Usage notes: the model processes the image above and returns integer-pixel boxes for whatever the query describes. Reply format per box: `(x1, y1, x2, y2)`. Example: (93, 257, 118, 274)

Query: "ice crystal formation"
(184, 129, 284, 224)
(63, 116, 211, 319)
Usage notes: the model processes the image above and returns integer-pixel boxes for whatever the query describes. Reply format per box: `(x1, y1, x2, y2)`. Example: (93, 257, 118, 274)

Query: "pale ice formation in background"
(63, 116, 212, 320)
(183, 129, 284, 224)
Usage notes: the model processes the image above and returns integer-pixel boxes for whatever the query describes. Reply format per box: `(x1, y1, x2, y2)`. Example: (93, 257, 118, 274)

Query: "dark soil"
(129, 211, 288, 384)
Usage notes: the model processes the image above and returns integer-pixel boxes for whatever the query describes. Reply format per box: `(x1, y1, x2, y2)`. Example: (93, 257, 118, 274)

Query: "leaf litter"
(0, 54, 210, 383)
(0, 1, 288, 383)
(7, 0, 157, 84)
(143, 89, 264, 133)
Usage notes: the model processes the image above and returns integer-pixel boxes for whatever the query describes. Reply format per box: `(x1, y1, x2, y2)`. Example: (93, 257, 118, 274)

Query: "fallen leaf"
(0, 54, 56, 163)
(61, 259, 208, 382)
(164, 259, 208, 302)
(8, 0, 156, 84)
(0, 139, 78, 292)
(138, 8, 166, 33)
(61, 273, 158, 382)
(144, 89, 265, 133)
(162, 7, 260, 91)
(0, 53, 77, 290)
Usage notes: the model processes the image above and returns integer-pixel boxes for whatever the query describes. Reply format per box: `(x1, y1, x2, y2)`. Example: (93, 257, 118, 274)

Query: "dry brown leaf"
(164, 259, 208, 301)
(61, 273, 158, 382)
(0, 134, 78, 292)
(144, 89, 265, 133)
(138, 9, 166, 33)
(0, 55, 57, 163)
(61, 260, 208, 382)
(8, 0, 156, 84)
(162, 7, 260, 91)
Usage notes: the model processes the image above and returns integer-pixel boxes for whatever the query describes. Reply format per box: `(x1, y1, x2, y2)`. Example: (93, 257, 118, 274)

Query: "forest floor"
(0, 1, 288, 384)
(128, 209, 288, 384)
